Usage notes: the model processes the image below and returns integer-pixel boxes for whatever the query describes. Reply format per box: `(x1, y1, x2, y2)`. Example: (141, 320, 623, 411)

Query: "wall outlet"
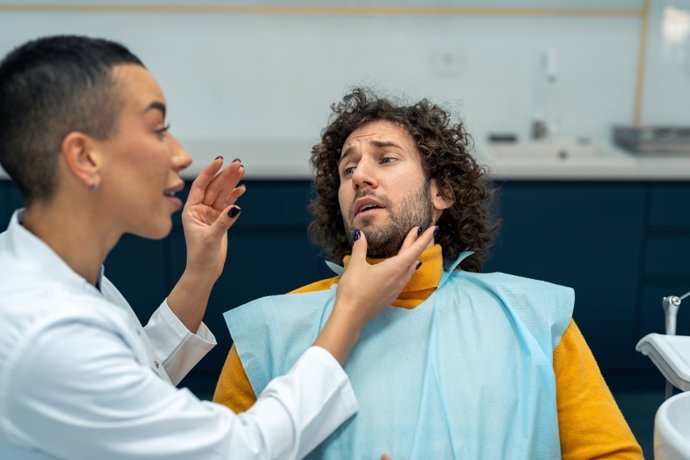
(431, 49, 464, 77)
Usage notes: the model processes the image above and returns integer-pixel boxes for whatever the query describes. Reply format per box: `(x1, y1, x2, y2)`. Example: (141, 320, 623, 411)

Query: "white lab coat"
(0, 210, 357, 460)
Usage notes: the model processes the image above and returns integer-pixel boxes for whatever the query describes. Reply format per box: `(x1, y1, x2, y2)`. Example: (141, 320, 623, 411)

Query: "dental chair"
(637, 291, 690, 459)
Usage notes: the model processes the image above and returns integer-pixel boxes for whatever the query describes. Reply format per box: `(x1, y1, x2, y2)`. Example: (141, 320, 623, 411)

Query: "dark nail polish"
(228, 206, 242, 218)
(417, 227, 423, 236)
(433, 226, 440, 238)
(232, 158, 242, 163)
(352, 229, 361, 241)
(215, 155, 223, 160)
(416, 262, 423, 270)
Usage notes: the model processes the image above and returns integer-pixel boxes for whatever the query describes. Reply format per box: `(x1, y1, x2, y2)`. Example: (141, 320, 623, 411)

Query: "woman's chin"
(137, 218, 173, 240)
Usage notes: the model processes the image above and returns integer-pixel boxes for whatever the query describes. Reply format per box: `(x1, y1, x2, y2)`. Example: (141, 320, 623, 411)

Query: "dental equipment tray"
(613, 126, 690, 154)
(636, 334, 690, 391)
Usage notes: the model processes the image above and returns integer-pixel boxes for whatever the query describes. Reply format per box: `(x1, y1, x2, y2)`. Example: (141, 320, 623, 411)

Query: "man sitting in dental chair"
(214, 88, 643, 459)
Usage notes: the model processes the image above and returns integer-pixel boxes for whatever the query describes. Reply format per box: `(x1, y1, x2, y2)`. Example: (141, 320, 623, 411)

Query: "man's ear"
(430, 178, 454, 213)
(60, 132, 102, 189)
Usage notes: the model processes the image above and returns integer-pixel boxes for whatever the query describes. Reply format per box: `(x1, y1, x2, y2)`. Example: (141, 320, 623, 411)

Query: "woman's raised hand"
(181, 156, 246, 282)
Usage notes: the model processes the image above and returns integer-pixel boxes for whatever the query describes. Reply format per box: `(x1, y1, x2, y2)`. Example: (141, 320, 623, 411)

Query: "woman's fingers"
(348, 230, 368, 266)
(335, 225, 436, 323)
(187, 157, 224, 205)
(389, 225, 437, 270)
(214, 184, 247, 210)
(378, 225, 437, 296)
(398, 225, 437, 254)
(399, 226, 422, 252)
(208, 204, 242, 237)
(203, 160, 245, 208)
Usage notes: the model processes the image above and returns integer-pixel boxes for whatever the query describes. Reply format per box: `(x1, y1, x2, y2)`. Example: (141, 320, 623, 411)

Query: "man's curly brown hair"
(308, 88, 498, 272)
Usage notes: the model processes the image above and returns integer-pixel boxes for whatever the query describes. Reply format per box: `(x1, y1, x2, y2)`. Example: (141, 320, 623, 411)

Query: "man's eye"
(342, 166, 356, 177)
(381, 157, 397, 164)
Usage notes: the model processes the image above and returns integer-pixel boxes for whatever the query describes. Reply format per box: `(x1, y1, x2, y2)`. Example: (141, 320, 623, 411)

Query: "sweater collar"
(341, 244, 445, 298)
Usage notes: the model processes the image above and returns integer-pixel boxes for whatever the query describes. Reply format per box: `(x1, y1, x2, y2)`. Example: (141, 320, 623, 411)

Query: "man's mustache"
(348, 192, 392, 220)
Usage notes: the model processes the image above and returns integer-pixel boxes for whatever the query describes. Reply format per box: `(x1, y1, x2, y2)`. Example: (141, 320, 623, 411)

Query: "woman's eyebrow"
(143, 101, 166, 117)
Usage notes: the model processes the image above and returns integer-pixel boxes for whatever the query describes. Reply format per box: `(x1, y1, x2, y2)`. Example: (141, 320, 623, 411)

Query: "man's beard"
(344, 184, 434, 258)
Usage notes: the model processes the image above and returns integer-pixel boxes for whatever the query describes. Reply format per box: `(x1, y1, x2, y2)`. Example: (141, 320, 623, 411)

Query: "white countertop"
(473, 138, 690, 181)
(1, 138, 689, 181)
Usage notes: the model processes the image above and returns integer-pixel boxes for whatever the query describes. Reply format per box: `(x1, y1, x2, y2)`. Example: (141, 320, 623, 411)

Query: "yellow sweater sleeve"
(213, 345, 255, 412)
(555, 320, 642, 459)
(212, 277, 339, 412)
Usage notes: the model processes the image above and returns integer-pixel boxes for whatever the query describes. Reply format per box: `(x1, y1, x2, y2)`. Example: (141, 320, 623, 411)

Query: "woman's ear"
(60, 132, 102, 190)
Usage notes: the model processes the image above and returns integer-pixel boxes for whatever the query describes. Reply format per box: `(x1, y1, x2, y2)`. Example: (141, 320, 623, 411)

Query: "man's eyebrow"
(339, 140, 403, 164)
(371, 140, 402, 150)
(143, 101, 166, 117)
(339, 145, 354, 164)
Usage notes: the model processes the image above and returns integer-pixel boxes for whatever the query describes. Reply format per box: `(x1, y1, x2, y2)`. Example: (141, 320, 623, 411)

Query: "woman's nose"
(167, 133, 192, 171)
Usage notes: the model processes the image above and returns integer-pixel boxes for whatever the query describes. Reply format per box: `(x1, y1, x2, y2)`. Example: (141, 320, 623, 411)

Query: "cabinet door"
(485, 181, 646, 372)
(648, 184, 690, 229)
(635, 183, 690, 372)
(104, 235, 168, 322)
(0, 181, 23, 228)
(0, 181, 9, 228)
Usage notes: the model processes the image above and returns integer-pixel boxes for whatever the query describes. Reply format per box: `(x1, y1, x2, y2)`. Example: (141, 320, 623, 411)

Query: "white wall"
(0, 0, 686, 176)
(643, 0, 690, 124)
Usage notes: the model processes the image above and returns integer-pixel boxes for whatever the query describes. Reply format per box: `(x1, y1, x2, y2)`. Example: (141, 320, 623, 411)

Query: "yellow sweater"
(214, 245, 642, 459)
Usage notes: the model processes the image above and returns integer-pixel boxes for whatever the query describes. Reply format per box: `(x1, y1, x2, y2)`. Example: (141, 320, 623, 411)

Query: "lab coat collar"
(5, 209, 104, 296)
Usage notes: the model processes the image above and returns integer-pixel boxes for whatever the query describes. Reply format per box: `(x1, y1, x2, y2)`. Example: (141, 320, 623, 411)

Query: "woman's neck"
(22, 199, 119, 286)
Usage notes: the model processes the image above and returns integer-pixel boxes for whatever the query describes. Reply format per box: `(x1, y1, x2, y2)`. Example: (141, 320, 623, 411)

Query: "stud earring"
(89, 180, 100, 192)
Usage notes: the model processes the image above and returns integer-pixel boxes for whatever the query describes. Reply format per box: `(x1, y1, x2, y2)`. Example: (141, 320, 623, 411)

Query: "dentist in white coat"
(0, 35, 434, 460)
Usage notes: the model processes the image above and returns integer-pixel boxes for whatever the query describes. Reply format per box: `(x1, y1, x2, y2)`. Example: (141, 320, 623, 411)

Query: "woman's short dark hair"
(308, 87, 498, 272)
(0, 35, 144, 204)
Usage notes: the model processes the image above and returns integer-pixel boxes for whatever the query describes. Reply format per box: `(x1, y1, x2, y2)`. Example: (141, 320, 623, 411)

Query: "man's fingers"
(187, 157, 224, 204)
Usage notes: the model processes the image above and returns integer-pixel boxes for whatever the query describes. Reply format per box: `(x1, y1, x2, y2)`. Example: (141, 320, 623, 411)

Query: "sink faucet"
(532, 48, 559, 140)
(531, 118, 549, 140)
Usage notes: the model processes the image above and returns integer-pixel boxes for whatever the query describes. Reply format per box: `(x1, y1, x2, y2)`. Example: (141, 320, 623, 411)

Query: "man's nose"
(167, 133, 192, 171)
(351, 159, 377, 191)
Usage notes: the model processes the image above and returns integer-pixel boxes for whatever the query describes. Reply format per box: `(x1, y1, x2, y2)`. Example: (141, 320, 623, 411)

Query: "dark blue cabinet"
(0, 182, 21, 228)
(485, 182, 648, 387)
(634, 183, 690, 383)
(485, 182, 690, 390)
